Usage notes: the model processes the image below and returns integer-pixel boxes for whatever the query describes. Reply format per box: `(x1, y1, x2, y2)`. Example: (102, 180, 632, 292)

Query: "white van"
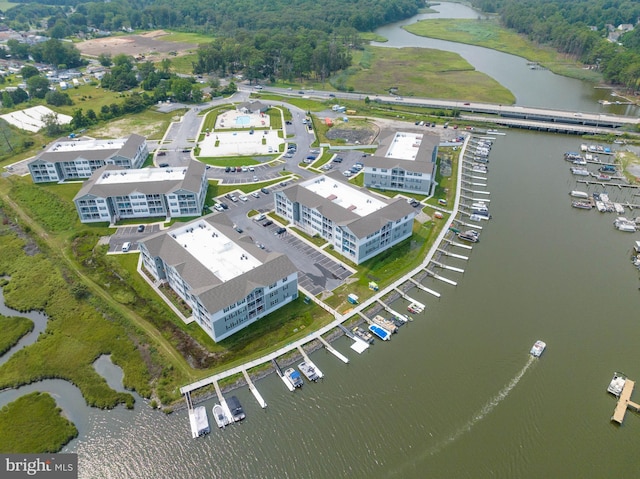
(122, 242, 132, 252)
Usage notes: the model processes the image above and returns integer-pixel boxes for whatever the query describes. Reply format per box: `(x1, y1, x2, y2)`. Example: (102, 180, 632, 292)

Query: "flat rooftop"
(170, 219, 261, 282)
(384, 132, 423, 161)
(301, 176, 386, 217)
(48, 138, 127, 153)
(96, 167, 188, 185)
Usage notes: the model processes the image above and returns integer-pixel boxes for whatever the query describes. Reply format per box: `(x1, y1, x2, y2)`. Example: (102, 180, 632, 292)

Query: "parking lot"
(109, 223, 163, 253)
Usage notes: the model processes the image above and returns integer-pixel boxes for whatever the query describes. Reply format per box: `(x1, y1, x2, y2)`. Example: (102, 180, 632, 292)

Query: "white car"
(239, 195, 248, 202)
(251, 192, 260, 198)
(214, 204, 224, 211)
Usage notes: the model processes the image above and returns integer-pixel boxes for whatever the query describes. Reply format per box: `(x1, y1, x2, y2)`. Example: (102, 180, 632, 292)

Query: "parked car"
(263, 220, 273, 227)
(137, 225, 145, 233)
(261, 187, 270, 194)
(225, 166, 231, 172)
(213, 204, 224, 211)
(230, 196, 238, 202)
(157, 151, 166, 156)
(159, 163, 169, 168)
(275, 227, 286, 235)
(234, 226, 243, 233)
(239, 195, 248, 202)
(122, 242, 132, 252)
(251, 192, 260, 198)
(219, 202, 229, 210)
(332, 157, 343, 163)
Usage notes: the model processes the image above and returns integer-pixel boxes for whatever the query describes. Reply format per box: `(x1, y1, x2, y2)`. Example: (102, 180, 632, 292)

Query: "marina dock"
(612, 379, 640, 424)
(214, 380, 234, 423)
(377, 299, 412, 321)
(272, 359, 295, 392)
(431, 260, 464, 274)
(407, 278, 441, 298)
(338, 324, 370, 353)
(242, 369, 267, 408)
(437, 248, 469, 260)
(318, 336, 349, 363)
(297, 346, 324, 378)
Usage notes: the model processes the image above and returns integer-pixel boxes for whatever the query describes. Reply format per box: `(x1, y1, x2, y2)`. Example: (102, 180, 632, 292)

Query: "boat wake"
(428, 355, 535, 456)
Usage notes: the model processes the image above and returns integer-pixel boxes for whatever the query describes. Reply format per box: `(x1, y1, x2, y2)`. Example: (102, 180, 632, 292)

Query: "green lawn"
(0, 392, 78, 453)
(404, 19, 601, 82)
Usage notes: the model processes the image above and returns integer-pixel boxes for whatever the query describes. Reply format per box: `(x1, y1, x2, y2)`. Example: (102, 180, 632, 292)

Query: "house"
(28, 134, 148, 183)
(73, 160, 208, 223)
(237, 101, 268, 114)
(363, 130, 438, 196)
(274, 170, 415, 264)
(138, 213, 298, 342)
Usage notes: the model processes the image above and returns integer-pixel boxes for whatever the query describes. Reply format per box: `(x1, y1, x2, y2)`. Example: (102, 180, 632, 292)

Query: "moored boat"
(353, 326, 374, 343)
(469, 213, 489, 221)
(298, 361, 320, 382)
(596, 173, 611, 181)
(369, 324, 391, 340)
(571, 201, 592, 210)
(407, 302, 424, 314)
(569, 190, 589, 199)
(457, 229, 480, 243)
(227, 395, 246, 422)
(212, 404, 230, 429)
(614, 217, 636, 232)
(284, 368, 304, 388)
(372, 314, 398, 333)
(530, 340, 546, 358)
(607, 372, 627, 397)
(570, 167, 590, 176)
(190, 406, 210, 437)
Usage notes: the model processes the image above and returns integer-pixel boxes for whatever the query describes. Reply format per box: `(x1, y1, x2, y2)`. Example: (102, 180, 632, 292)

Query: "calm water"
(2, 4, 640, 478)
(373, 2, 640, 115)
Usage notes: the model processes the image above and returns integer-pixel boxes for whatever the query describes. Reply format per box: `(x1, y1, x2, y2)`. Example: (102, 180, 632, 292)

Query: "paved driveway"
(109, 224, 162, 253)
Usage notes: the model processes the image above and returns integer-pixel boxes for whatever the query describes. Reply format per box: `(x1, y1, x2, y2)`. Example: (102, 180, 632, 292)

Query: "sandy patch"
(94, 117, 166, 139)
(77, 32, 196, 58)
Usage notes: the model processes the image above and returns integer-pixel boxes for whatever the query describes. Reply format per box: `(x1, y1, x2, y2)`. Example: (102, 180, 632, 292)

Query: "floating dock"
(213, 380, 234, 423)
(338, 324, 370, 353)
(431, 260, 464, 274)
(318, 336, 349, 363)
(377, 299, 412, 322)
(242, 369, 267, 408)
(612, 379, 640, 424)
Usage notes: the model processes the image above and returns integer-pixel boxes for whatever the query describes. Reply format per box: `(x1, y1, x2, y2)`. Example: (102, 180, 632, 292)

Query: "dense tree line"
(193, 28, 354, 83)
(2, 0, 423, 35)
(469, 0, 640, 89)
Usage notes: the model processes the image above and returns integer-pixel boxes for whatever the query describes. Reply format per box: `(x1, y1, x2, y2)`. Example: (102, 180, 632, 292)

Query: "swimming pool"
(235, 115, 251, 126)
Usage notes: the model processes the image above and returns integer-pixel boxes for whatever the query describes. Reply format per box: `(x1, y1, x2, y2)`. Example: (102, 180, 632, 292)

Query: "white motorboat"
(570, 190, 589, 199)
(530, 340, 546, 358)
(614, 217, 636, 232)
(212, 404, 230, 429)
(298, 361, 320, 382)
(607, 372, 627, 397)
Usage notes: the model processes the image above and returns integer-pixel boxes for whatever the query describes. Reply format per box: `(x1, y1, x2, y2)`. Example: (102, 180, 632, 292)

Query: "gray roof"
(74, 160, 206, 200)
(364, 129, 438, 174)
(279, 170, 415, 239)
(238, 100, 266, 112)
(32, 134, 146, 165)
(140, 214, 297, 314)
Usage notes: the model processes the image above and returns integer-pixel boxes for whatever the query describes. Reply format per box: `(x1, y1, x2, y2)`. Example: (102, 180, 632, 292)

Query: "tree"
(9, 88, 29, 105)
(26, 76, 50, 99)
(42, 112, 65, 137)
(2, 91, 13, 109)
(7, 40, 29, 60)
(20, 65, 40, 79)
(71, 108, 89, 129)
(45, 90, 73, 107)
(97, 53, 112, 67)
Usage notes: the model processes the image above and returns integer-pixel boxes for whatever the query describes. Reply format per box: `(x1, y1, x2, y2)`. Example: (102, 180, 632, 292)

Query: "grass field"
(0, 314, 33, 356)
(343, 46, 515, 104)
(404, 19, 602, 82)
(0, 392, 78, 453)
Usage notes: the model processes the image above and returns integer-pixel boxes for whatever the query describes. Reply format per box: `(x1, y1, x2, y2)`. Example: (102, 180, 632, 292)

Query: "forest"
(469, 0, 640, 88)
(3, 0, 424, 35)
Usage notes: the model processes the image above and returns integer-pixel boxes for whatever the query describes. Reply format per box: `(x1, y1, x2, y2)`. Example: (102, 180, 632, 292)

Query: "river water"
(2, 4, 640, 478)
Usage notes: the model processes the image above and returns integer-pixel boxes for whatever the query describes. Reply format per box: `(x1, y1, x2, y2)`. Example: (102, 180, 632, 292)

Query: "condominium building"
(139, 214, 298, 342)
(28, 134, 148, 183)
(73, 160, 208, 223)
(363, 130, 438, 195)
(274, 171, 415, 264)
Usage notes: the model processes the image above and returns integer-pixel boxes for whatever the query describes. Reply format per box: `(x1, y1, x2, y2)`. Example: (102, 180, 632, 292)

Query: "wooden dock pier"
(437, 248, 469, 261)
(214, 380, 234, 422)
(318, 336, 349, 363)
(272, 359, 295, 392)
(612, 379, 640, 424)
(376, 299, 412, 322)
(406, 278, 440, 298)
(242, 369, 267, 408)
